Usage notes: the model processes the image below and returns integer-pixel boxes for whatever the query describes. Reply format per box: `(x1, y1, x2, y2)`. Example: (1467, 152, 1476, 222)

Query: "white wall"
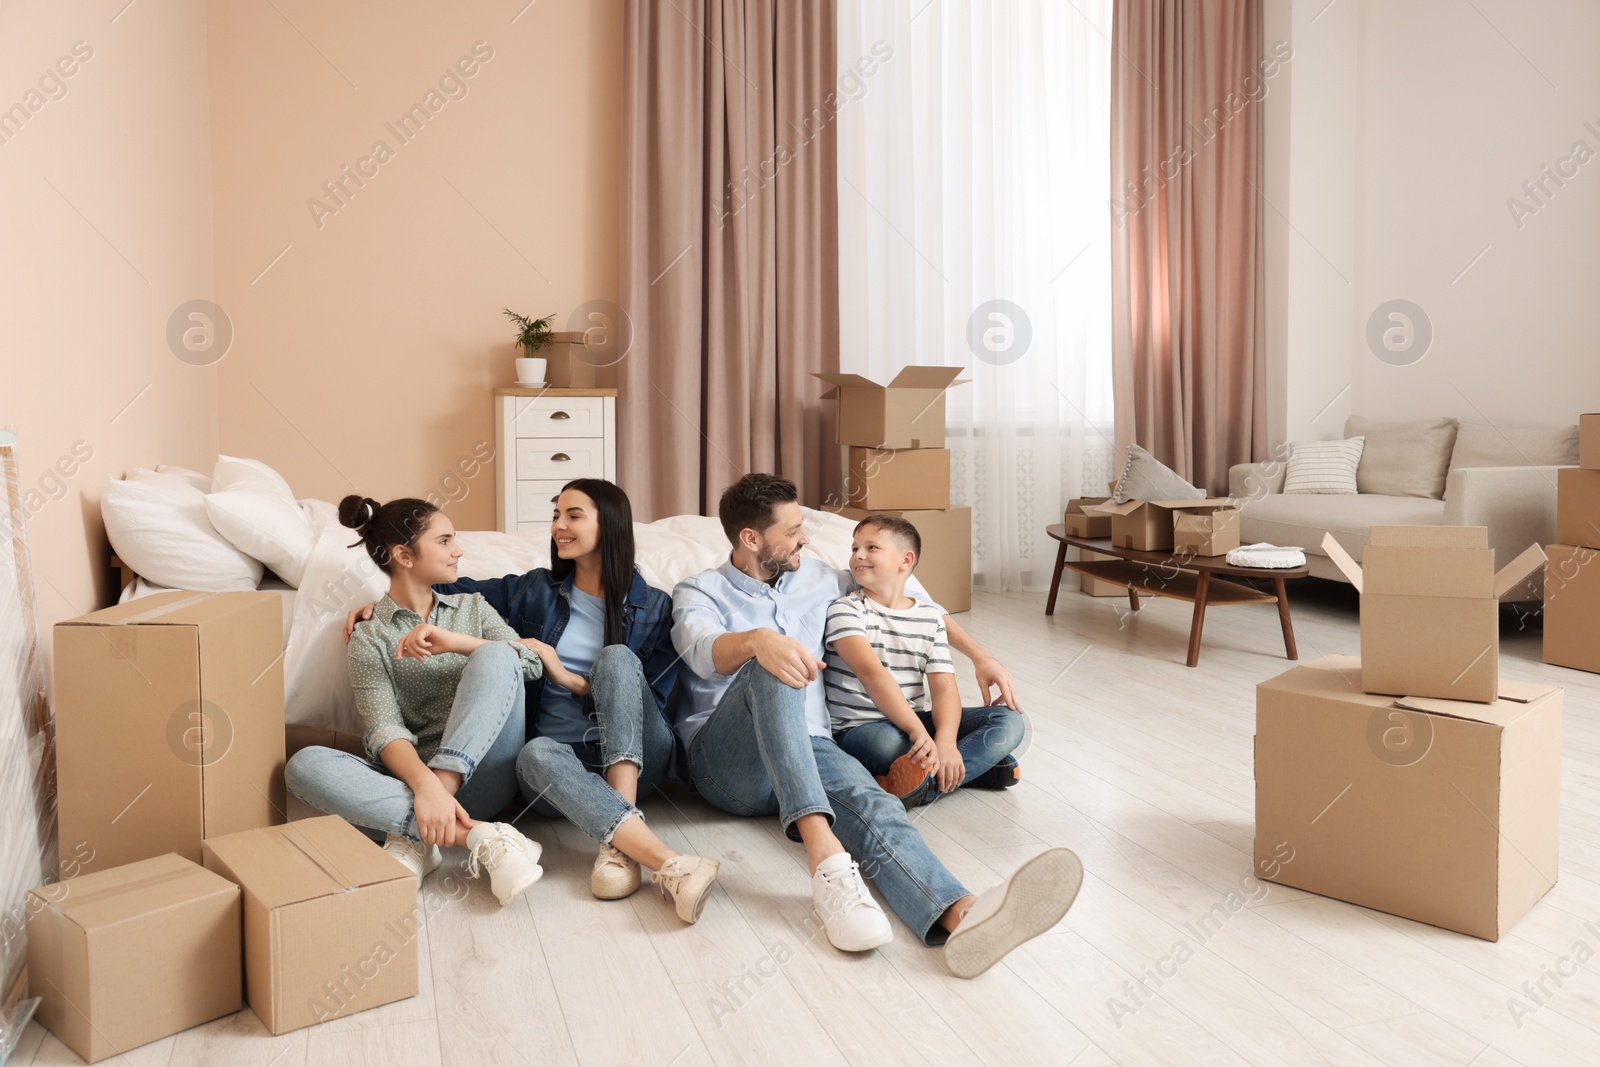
(1265, 0, 1600, 446)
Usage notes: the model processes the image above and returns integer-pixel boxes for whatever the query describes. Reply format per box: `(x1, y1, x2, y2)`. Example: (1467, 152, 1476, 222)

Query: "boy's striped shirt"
(823, 589, 953, 731)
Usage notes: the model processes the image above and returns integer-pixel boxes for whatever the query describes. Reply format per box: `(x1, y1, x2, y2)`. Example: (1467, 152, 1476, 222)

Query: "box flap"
(1319, 533, 1364, 593)
(204, 816, 410, 909)
(1151, 496, 1235, 509)
(1492, 543, 1548, 598)
(59, 590, 274, 629)
(1369, 525, 1489, 549)
(813, 372, 884, 392)
(887, 366, 968, 390)
(1065, 497, 1110, 515)
(1363, 546, 1496, 599)
(1394, 681, 1560, 726)
(1082, 500, 1145, 516)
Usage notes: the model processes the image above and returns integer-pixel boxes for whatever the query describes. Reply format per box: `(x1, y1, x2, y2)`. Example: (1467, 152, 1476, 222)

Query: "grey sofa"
(1228, 417, 1578, 600)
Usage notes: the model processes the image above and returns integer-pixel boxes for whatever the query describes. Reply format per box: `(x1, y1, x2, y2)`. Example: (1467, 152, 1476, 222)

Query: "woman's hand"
(397, 623, 466, 660)
(934, 737, 965, 794)
(412, 777, 473, 847)
(520, 637, 587, 694)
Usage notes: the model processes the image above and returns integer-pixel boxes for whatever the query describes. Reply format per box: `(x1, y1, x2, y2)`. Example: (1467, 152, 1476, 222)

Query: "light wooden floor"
(17, 578, 1600, 1067)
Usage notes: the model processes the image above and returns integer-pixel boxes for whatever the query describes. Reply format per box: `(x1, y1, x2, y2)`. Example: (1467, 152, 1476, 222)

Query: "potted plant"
(503, 309, 555, 384)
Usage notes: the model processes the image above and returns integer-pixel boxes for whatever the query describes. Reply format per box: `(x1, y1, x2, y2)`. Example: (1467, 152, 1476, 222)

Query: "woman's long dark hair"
(549, 478, 635, 646)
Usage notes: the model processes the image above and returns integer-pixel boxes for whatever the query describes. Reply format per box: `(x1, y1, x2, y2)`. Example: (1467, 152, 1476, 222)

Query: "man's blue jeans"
(835, 705, 1023, 798)
(687, 662, 971, 945)
(514, 645, 675, 844)
(285, 642, 526, 841)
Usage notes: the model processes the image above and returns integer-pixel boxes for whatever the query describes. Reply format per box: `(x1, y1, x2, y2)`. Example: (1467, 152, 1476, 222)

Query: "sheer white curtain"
(836, 0, 1113, 592)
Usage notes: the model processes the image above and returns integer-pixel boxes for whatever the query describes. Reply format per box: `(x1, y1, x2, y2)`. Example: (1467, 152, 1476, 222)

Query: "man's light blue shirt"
(671, 557, 944, 747)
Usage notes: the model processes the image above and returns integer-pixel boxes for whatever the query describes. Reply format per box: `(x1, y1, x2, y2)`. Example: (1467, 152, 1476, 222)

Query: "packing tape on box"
(28, 864, 199, 912)
(110, 591, 225, 626)
(279, 827, 366, 893)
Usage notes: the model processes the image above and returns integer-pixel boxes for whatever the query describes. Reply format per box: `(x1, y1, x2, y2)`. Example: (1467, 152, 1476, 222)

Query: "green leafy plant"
(503, 309, 556, 354)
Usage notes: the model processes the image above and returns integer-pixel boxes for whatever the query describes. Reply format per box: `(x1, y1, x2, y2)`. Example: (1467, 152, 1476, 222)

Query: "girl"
(286, 495, 545, 907)
(442, 479, 719, 923)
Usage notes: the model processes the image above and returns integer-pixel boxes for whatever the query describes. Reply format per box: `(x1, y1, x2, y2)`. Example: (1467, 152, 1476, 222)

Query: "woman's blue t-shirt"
(536, 586, 606, 743)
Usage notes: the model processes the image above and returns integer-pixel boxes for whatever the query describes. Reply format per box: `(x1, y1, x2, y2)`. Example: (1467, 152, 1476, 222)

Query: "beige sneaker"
(653, 855, 720, 924)
(591, 842, 642, 899)
(465, 822, 544, 906)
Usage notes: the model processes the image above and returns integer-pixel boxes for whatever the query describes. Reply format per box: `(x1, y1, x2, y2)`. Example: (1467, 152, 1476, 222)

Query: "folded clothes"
(1226, 543, 1307, 569)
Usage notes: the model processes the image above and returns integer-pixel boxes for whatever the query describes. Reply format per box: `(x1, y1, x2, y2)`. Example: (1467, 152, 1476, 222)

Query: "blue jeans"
(687, 662, 971, 945)
(835, 705, 1024, 798)
(515, 645, 675, 844)
(285, 642, 526, 841)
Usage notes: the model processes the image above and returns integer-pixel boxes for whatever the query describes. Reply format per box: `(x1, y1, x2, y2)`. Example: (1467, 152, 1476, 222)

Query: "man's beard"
(755, 543, 800, 581)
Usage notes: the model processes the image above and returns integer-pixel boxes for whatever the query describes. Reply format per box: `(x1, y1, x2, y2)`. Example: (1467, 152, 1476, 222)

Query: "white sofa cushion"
(1238, 493, 1446, 558)
(1345, 416, 1458, 499)
(1284, 438, 1363, 495)
(1448, 421, 1579, 474)
(1111, 444, 1204, 502)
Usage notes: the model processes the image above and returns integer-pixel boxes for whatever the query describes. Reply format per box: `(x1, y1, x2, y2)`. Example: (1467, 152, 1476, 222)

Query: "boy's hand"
(934, 738, 964, 793)
(907, 731, 938, 772)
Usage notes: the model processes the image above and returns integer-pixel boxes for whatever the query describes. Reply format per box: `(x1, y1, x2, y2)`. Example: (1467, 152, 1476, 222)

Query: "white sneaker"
(592, 842, 642, 900)
(383, 833, 441, 888)
(811, 852, 892, 952)
(653, 855, 720, 924)
(944, 847, 1083, 978)
(465, 822, 544, 906)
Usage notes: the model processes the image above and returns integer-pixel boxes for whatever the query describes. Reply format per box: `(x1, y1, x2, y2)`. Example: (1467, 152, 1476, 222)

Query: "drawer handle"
(549, 411, 571, 420)
(550, 453, 571, 462)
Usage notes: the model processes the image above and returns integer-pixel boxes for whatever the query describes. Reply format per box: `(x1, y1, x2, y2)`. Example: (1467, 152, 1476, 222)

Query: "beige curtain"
(1109, 0, 1266, 494)
(619, 0, 841, 520)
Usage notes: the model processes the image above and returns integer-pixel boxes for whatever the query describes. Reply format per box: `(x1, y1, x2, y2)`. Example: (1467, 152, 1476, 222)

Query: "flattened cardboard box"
(27, 853, 241, 1063)
(1062, 497, 1111, 539)
(1085, 497, 1233, 553)
(1581, 413, 1600, 470)
(1321, 528, 1546, 704)
(53, 591, 286, 875)
(1254, 656, 1560, 941)
(815, 367, 968, 449)
(1542, 543, 1600, 673)
(202, 815, 417, 1035)
(1172, 505, 1241, 557)
(845, 447, 951, 511)
(825, 505, 972, 613)
(1556, 467, 1600, 549)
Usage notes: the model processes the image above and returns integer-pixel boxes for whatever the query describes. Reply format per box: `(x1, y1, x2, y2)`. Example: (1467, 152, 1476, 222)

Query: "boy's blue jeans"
(834, 705, 1024, 797)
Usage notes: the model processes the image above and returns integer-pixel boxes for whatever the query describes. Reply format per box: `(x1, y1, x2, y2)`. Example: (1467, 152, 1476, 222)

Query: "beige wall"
(1264, 0, 1600, 445)
(0, 0, 219, 672)
(208, 0, 623, 530)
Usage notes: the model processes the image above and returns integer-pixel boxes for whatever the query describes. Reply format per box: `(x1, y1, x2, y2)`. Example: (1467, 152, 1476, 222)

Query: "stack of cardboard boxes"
(1255, 528, 1557, 941)
(817, 368, 974, 612)
(31, 591, 418, 1061)
(1543, 413, 1600, 673)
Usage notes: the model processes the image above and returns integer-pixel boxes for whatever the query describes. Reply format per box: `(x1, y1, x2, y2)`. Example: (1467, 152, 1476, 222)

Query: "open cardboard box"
(1172, 504, 1242, 557)
(1321, 528, 1546, 703)
(1062, 497, 1111, 539)
(27, 854, 242, 1063)
(815, 367, 968, 449)
(845, 446, 951, 510)
(1084, 497, 1234, 552)
(1255, 655, 1560, 941)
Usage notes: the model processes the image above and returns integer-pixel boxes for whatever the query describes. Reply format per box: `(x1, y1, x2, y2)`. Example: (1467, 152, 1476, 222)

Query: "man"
(672, 473, 1082, 977)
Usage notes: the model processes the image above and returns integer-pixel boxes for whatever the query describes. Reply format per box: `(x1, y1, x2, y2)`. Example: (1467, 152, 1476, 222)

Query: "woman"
(441, 478, 719, 924)
(285, 495, 545, 908)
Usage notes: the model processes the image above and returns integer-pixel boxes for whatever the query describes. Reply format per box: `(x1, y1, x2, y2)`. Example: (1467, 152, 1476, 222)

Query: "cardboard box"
(1084, 497, 1235, 553)
(1254, 655, 1561, 941)
(202, 816, 417, 1035)
(1581, 413, 1600, 469)
(1542, 543, 1600, 673)
(54, 591, 286, 876)
(1321, 528, 1546, 704)
(539, 332, 618, 389)
(845, 447, 951, 510)
(1062, 498, 1111, 539)
(1556, 467, 1600, 549)
(816, 367, 969, 449)
(1173, 505, 1242, 557)
(1078, 549, 1123, 596)
(27, 853, 242, 1062)
(824, 505, 972, 613)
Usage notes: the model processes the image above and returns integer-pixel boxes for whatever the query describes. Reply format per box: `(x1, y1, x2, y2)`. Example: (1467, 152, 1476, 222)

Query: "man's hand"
(934, 738, 964, 793)
(752, 630, 825, 689)
(974, 655, 1019, 710)
(345, 602, 378, 642)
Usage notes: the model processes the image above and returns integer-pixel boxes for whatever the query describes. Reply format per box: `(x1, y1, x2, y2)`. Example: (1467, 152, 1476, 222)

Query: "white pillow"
(1284, 437, 1364, 495)
(102, 476, 263, 591)
(298, 497, 341, 536)
(205, 457, 317, 587)
(154, 464, 212, 493)
(1111, 444, 1205, 503)
(283, 525, 387, 732)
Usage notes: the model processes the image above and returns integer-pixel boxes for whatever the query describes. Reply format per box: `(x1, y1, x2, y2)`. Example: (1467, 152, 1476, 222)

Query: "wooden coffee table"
(1044, 525, 1310, 667)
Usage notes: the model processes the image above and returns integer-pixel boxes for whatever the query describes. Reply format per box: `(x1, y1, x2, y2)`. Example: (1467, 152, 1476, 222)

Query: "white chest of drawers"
(494, 387, 618, 533)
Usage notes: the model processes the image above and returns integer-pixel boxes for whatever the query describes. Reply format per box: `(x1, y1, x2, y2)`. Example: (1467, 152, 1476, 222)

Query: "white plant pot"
(515, 356, 547, 385)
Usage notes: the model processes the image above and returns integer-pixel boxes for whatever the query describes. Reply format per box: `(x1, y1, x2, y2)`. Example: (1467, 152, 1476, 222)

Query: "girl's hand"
(412, 778, 473, 847)
(398, 623, 466, 659)
(934, 739, 965, 794)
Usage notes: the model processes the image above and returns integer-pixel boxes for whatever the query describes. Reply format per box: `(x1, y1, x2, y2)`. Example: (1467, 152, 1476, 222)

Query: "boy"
(824, 515, 1024, 805)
